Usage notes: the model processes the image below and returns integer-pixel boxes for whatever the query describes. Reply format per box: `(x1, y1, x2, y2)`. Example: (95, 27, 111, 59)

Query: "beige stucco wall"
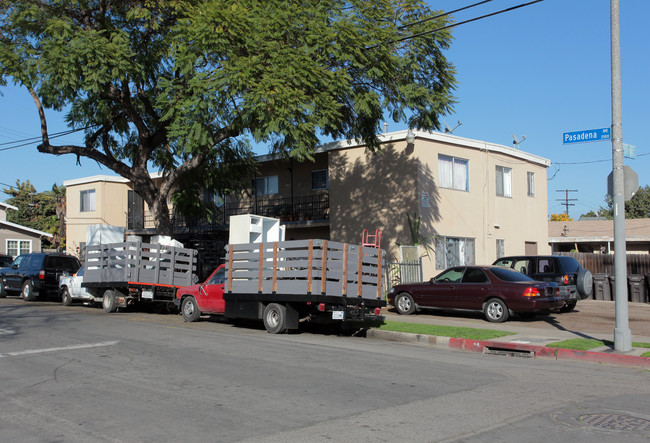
(330, 137, 550, 280)
(65, 178, 131, 256)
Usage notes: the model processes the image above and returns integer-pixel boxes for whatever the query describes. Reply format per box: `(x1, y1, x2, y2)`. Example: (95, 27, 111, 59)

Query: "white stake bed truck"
(82, 242, 197, 312)
(220, 239, 386, 333)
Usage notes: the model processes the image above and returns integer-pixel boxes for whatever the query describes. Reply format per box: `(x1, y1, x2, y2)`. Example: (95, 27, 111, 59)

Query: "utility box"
(628, 274, 647, 303)
(592, 274, 611, 301)
(229, 215, 285, 245)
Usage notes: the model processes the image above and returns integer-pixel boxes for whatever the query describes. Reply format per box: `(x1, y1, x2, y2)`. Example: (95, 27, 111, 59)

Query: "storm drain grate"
(483, 346, 534, 358)
(578, 413, 650, 431)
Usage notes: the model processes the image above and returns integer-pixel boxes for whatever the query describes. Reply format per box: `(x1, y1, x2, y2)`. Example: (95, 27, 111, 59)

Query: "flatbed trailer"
(83, 242, 197, 312)
(223, 239, 385, 333)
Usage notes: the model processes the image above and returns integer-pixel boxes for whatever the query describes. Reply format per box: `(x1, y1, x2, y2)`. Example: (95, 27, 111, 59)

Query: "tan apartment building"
(63, 130, 551, 279)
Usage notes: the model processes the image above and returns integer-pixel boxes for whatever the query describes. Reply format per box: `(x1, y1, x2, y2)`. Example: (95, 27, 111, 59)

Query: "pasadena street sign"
(563, 127, 611, 144)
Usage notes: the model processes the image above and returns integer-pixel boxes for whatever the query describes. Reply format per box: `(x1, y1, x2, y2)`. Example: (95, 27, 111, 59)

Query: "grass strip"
(546, 338, 650, 352)
(376, 321, 514, 340)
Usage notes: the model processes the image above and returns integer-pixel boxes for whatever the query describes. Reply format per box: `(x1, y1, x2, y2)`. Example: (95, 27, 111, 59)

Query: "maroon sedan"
(387, 266, 564, 323)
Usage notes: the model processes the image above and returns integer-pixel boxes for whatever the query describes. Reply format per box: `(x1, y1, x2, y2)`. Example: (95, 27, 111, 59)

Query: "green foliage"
(582, 185, 650, 220)
(2, 180, 64, 247)
(0, 0, 456, 234)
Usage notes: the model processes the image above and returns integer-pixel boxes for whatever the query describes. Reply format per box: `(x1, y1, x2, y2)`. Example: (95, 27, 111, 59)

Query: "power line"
(394, 0, 544, 44)
(0, 126, 92, 152)
(399, 0, 494, 30)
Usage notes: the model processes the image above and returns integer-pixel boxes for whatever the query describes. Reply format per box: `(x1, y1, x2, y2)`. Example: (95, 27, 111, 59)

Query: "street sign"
(562, 127, 611, 144)
(623, 143, 636, 159)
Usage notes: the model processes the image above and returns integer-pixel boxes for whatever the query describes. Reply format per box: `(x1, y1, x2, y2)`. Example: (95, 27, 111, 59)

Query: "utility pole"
(556, 189, 578, 216)
(610, 0, 631, 351)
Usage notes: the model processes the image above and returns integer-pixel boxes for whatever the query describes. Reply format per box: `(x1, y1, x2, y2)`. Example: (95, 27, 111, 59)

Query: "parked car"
(0, 252, 81, 300)
(176, 265, 226, 322)
(0, 254, 13, 268)
(59, 265, 93, 306)
(492, 255, 593, 312)
(387, 265, 563, 323)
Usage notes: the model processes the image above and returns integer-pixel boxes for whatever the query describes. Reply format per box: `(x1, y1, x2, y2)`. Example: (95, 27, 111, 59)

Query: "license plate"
(332, 310, 344, 320)
(142, 290, 154, 300)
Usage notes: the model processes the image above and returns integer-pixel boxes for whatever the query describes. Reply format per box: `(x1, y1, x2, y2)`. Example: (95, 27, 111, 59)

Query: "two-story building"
(63, 130, 551, 279)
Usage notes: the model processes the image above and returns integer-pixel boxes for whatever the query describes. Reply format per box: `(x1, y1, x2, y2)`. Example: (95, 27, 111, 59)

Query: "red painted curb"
(448, 338, 650, 369)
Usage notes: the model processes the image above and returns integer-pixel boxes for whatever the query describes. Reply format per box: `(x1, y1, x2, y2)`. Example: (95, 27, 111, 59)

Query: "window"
(311, 170, 328, 190)
(6, 240, 31, 257)
(253, 176, 278, 195)
(80, 189, 96, 212)
(435, 236, 475, 269)
(496, 239, 505, 258)
(438, 155, 468, 191)
(527, 172, 535, 197)
(204, 190, 225, 207)
(496, 166, 512, 197)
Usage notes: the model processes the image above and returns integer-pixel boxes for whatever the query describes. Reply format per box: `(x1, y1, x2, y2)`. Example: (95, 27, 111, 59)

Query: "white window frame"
(311, 169, 329, 190)
(438, 154, 469, 191)
(496, 239, 505, 258)
(80, 189, 96, 212)
(253, 176, 279, 196)
(527, 171, 535, 197)
(6, 239, 32, 257)
(496, 166, 512, 198)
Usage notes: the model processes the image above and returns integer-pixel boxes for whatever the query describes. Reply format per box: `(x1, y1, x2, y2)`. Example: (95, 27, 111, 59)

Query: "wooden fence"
(559, 252, 650, 276)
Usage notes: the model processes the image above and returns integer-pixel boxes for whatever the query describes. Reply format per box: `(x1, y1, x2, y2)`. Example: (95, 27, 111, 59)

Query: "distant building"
(549, 219, 650, 254)
(0, 202, 53, 257)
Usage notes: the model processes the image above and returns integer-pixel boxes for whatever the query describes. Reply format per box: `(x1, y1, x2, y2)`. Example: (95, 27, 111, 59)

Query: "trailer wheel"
(263, 303, 288, 334)
(61, 288, 72, 306)
(181, 296, 201, 322)
(102, 290, 118, 313)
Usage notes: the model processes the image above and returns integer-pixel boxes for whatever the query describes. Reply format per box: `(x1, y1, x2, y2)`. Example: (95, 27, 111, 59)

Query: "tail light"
(374, 307, 381, 316)
(39, 270, 45, 280)
(562, 274, 569, 284)
(318, 303, 326, 312)
(523, 287, 540, 297)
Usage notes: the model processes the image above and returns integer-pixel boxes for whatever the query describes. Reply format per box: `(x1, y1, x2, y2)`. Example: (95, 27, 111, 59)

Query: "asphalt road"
(0, 298, 649, 442)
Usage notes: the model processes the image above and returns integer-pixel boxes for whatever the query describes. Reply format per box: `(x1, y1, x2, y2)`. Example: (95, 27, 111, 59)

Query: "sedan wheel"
(394, 293, 415, 315)
(484, 298, 509, 323)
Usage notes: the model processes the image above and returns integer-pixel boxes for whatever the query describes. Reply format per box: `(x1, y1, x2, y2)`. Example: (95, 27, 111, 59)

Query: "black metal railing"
(127, 193, 329, 231)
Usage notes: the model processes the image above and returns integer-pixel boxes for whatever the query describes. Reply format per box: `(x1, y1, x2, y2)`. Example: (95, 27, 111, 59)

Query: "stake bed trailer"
(82, 242, 198, 312)
(175, 239, 385, 333)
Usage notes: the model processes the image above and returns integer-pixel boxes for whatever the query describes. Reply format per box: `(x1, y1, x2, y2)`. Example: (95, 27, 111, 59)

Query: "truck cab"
(175, 265, 226, 322)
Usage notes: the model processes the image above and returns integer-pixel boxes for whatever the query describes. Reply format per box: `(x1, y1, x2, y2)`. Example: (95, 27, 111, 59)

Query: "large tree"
(0, 0, 456, 235)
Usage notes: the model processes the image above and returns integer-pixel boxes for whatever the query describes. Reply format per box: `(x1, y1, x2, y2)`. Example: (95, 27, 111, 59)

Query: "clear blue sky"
(1, 0, 648, 220)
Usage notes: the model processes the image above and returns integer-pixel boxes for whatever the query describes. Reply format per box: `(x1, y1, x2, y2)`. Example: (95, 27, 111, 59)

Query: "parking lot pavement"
(372, 300, 650, 368)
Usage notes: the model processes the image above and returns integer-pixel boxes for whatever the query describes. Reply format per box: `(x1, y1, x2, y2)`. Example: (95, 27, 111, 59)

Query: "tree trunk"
(151, 194, 173, 237)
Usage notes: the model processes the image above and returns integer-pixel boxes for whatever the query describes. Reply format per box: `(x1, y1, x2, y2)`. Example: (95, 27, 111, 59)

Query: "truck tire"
(181, 297, 201, 322)
(61, 287, 72, 306)
(102, 289, 118, 313)
(0, 282, 6, 298)
(263, 303, 288, 334)
(22, 280, 36, 301)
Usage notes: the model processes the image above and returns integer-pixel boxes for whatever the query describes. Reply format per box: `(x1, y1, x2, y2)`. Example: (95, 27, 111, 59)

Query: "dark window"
(311, 170, 328, 190)
(46, 256, 81, 272)
(537, 258, 554, 274)
(462, 268, 489, 283)
(491, 267, 534, 282)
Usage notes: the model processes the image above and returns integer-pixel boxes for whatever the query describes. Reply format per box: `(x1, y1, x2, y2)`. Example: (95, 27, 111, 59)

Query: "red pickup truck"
(175, 264, 226, 322)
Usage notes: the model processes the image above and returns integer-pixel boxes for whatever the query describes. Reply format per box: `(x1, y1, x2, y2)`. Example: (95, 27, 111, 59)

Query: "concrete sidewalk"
(367, 300, 650, 369)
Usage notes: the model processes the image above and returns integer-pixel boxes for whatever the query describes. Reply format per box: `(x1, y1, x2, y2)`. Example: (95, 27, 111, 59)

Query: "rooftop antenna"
(512, 134, 526, 148)
(444, 120, 462, 134)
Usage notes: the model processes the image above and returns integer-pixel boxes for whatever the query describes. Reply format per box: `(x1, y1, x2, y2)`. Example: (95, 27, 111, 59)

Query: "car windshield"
(490, 267, 534, 282)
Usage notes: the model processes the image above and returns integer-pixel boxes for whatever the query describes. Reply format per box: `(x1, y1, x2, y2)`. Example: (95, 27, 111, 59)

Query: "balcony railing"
(127, 193, 329, 231)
